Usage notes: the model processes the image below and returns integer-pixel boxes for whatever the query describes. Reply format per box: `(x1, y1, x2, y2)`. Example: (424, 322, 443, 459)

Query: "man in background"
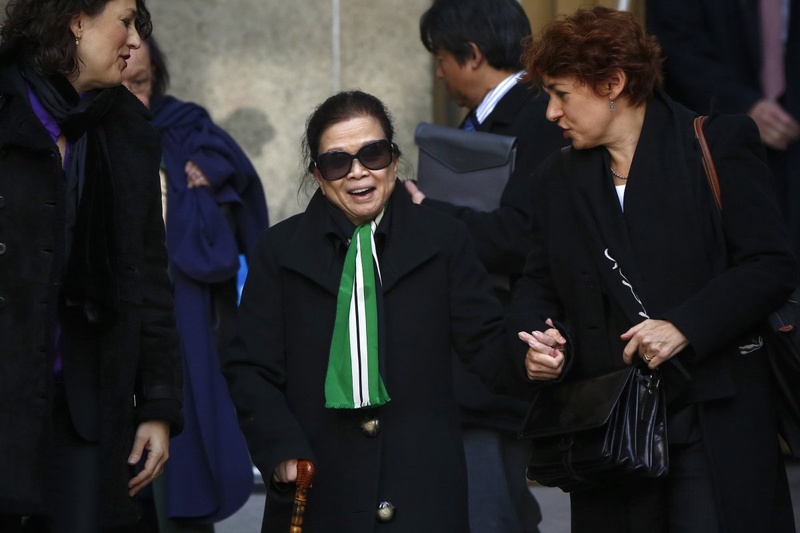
(648, 0, 800, 263)
(406, 0, 566, 530)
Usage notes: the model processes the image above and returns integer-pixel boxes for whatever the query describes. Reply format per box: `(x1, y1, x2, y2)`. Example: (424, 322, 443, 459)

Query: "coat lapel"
(476, 82, 528, 133)
(281, 191, 348, 296)
(280, 186, 439, 296)
(565, 147, 651, 323)
(0, 57, 55, 155)
(377, 187, 439, 293)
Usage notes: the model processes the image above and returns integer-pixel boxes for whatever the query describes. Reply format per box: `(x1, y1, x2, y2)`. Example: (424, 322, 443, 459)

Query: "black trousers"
(0, 514, 23, 532)
(570, 439, 719, 533)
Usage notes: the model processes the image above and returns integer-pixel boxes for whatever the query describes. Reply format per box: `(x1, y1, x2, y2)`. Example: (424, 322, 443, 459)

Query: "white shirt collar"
(474, 71, 525, 124)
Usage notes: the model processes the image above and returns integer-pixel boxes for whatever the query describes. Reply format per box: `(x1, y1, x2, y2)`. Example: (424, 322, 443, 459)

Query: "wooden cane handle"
(295, 459, 315, 489)
(290, 459, 316, 533)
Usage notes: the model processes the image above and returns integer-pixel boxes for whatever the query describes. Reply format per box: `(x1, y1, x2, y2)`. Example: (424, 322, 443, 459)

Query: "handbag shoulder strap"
(693, 116, 722, 213)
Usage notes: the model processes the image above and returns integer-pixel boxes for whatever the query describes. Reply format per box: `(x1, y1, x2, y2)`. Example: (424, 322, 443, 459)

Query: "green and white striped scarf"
(324, 215, 391, 409)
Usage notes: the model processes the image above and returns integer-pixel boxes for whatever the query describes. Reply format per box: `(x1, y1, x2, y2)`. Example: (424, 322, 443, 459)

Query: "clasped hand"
(518, 318, 566, 381)
(518, 318, 688, 380)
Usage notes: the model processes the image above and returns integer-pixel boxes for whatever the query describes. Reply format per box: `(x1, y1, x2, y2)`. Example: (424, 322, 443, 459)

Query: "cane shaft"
(289, 459, 315, 533)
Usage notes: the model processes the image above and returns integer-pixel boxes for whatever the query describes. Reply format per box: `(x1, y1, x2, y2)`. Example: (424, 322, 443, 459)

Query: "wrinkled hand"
(621, 319, 688, 369)
(748, 99, 800, 150)
(127, 420, 170, 496)
(404, 180, 426, 204)
(185, 160, 211, 189)
(518, 318, 567, 381)
(274, 458, 298, 484)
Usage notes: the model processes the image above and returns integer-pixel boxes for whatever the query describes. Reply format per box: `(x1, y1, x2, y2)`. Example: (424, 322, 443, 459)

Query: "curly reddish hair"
(521, 7, 663, 107)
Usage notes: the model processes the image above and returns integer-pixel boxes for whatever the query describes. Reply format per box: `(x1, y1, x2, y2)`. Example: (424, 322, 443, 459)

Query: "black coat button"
(0, 296, 6, 309)
(376, 501, 395, 522)
(0, 196, 5, 208)
(360, 416, 381, 438)
(0, 242, 6, 255)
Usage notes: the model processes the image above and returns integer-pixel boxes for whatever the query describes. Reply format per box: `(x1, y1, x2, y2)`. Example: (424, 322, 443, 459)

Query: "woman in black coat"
(0, 1, 182, 530)
(510, 7, 797, 532)
(223, 91, 518, 532)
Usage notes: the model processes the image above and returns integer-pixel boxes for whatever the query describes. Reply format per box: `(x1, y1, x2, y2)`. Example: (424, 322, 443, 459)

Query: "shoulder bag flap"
(414, 122, 516, 173)
(519, 367, 633, 439)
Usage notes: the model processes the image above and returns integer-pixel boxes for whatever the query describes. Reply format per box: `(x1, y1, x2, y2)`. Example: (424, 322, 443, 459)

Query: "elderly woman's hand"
(273, 458, 298, 484)
(185, 160, 211, 189)
(518, 318, 567, 381)
(621, 319, 688, 369)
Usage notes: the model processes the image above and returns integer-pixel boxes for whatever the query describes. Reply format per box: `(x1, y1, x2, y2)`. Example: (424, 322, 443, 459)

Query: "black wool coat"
(223, 186, 522, 532)
(507, 90, 797, 532)
(0, 44, 182, 527)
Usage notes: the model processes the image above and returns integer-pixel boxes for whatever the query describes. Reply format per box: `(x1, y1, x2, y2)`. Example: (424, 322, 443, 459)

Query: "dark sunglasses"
(313, 139, 395, 181)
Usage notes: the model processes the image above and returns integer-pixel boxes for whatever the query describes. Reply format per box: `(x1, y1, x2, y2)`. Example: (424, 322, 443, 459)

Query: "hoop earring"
(609, 99, 615, 112)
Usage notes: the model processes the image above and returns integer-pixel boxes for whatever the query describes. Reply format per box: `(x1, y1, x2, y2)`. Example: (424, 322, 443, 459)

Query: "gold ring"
(643, 353, 652, 362)
(157, 468, 164, 476)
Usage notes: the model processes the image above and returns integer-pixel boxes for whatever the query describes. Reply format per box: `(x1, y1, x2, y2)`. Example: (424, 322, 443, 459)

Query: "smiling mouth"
(349, 187, 375, 197)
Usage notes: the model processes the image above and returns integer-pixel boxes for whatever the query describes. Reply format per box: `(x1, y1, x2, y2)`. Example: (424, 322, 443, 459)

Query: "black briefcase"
(414, 122, 516, 212)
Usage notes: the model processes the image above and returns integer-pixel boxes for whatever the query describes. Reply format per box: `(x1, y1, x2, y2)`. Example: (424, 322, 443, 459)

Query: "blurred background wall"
(0, 0, 643, 224)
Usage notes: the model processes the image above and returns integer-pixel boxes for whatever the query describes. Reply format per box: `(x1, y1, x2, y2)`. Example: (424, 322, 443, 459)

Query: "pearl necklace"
(609, 166, 628, 180)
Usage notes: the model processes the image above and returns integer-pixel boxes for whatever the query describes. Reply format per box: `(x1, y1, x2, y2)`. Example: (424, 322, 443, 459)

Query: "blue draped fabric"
(150, 95, 269, 523)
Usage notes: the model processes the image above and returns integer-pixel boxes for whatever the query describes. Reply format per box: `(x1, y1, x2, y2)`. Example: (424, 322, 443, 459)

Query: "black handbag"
(695, 116, 800, 458)
(519, 366, 669, 492)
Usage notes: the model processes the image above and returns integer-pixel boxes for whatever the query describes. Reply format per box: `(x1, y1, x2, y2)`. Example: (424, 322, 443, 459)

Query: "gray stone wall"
(149, 0, 434, 223)
(1, 0, 434, 223)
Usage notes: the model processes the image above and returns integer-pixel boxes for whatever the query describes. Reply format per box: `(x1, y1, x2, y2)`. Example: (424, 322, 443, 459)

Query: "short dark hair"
(143, 35, 169, 102)
(303, 91, 401, 175)
(419, 0, 531, 70)
(1, 0, 152, 78)
(521, 7, 662, 107)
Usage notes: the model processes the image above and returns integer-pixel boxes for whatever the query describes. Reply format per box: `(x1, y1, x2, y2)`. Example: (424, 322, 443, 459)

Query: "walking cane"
(290, 459, 316, 533)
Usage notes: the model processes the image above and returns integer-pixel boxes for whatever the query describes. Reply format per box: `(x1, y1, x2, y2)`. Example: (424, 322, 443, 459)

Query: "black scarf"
(20, 59, 120, 321)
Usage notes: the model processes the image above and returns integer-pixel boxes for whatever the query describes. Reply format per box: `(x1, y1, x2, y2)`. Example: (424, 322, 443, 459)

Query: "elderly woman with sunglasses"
(223, 90, 523, 532)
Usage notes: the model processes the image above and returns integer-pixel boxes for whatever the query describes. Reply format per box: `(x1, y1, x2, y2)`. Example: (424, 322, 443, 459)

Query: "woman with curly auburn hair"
(0, 0, 182, 531)
(510, 6, 796, 532)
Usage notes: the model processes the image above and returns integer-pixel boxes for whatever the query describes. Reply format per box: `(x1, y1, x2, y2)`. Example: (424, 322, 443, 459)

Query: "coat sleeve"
(662, 114, 797, 359)
(222, 230, 314, 479)
(422, 159, 533, 276)
(505, 158, 571, 382)
(442, 219, 536, 399)
(134, 162, 184, 435)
